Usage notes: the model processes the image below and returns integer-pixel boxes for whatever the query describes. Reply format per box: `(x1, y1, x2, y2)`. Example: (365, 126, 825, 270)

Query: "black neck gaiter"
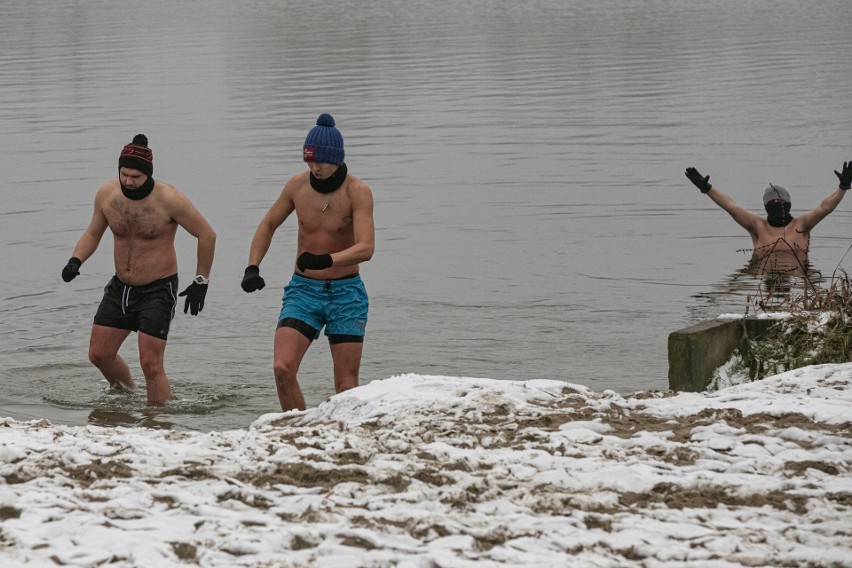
(310, 163, 348, 194)
(120, 175, 155, 200)
(765, 201, 793, 227)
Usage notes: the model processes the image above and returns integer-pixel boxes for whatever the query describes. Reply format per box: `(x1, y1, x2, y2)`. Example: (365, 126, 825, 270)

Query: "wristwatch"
(193, 275, 209, 285)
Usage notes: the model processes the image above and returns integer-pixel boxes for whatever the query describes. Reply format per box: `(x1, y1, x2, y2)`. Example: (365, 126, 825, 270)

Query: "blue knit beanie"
(303, 113, 344, 165)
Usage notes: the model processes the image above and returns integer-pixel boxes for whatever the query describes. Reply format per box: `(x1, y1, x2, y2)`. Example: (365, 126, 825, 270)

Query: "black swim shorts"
(93, 274, 178, 340)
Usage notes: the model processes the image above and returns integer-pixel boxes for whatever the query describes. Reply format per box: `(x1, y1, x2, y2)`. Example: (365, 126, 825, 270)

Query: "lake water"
(2, 0, 851, 431)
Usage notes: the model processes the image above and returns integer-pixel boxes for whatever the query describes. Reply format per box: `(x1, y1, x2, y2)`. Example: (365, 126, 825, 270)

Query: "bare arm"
(248, 182, 296, 266)
(169, 190, 217, 278)
(330, 181, 375, 268)
(801, 161, 852, 229)
(71, 186, 110, 263)
(705, 185, 763, 235)
(796, 187, 847, 231)
(685, 167, 763, 235)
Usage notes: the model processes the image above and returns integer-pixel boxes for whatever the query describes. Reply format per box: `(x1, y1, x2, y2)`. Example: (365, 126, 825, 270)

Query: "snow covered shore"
(1, 367, 850, 567)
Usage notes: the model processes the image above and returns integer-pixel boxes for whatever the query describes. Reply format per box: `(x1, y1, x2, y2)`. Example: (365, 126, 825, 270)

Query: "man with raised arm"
(684, 161, 851, 261)
(242, 114, 375, 412)
(62, 134, 216, 404)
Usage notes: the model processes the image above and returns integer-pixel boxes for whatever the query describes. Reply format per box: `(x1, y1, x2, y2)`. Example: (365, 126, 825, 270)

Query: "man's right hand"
(241, 265, 265, 293)
(685, 167, 712, 194)
(61, 257, 82, 282)
(835, 161, 852, 190)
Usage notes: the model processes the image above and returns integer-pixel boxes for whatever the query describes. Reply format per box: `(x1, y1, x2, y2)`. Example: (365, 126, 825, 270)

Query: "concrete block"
(668, 318, 778, 392)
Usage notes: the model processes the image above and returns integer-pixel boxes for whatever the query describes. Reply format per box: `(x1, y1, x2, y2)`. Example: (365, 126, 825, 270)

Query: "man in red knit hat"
(62, 134, 217, 405)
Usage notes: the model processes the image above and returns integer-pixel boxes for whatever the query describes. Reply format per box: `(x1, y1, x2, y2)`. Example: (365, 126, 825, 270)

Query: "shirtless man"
(685, 162, 851, 262)
(61, 134, 216, 405)
(241, 114, 375, 411)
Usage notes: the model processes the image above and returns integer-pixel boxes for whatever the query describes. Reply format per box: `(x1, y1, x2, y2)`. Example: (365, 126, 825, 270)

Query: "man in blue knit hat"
(242, 114, 375, 411)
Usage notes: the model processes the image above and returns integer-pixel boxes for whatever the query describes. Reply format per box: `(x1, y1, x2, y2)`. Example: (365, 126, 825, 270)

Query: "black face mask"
(120, 175, 155, 200)
(309, 163, 347, 194)
(765, 201, 792, 227)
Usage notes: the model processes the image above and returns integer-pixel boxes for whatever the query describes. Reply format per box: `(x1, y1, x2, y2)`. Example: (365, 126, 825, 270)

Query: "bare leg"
(88, 324, 136, 390)
(137, 332, 171, 405)
(330, 341, 363, 394)
(273, 327, 311, 411)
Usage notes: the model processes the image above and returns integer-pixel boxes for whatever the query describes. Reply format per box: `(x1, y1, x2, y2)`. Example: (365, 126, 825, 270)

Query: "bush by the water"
(732, 267, 852, 381)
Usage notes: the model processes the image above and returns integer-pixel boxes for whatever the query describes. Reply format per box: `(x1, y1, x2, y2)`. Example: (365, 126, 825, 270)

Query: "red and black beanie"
(118, 134, 153, 177)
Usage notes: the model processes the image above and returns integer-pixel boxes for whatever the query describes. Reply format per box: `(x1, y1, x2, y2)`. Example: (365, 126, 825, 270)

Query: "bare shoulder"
(154, 180, 197, 219)
(96, 179, 119, 197)
(345, 174, 373, 202)
(284, 171, 311, 197)
(751, 217, 775, 235)
(93, 180, 119, 209)
(154, 179, 181, 198)
(279, 172, 311, 213)
(155, 180, 191, 205)
(788, 216, 813, 233)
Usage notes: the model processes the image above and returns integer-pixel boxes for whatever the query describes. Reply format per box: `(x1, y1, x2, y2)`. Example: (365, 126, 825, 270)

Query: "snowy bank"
(1, 367, 851, 567)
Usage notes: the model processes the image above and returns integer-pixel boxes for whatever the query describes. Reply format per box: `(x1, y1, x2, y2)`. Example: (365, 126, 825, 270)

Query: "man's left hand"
(297, 252, 333, 272)
(835, 160, 852, 190)
(178, 282, 208, 315)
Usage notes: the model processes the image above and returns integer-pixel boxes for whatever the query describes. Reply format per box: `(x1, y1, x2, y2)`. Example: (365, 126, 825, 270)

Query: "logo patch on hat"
(303, 146, 316, 162)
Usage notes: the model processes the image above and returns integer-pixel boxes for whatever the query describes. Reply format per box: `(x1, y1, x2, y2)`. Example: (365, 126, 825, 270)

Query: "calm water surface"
(2, 0, 851, 430)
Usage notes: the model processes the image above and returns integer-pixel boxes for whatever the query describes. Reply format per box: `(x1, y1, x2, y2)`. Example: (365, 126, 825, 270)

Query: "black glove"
(297, 252, 333, 272)
(685, 167, 712, 194)
(835, 161, 852, 190)
(241, 265, 266, 293)
(178, 282, 207, 316)
(62, 257, 82, 282)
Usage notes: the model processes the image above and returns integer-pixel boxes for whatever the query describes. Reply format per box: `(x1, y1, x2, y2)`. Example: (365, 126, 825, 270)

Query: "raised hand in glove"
(685, 167, 712, 194)
(178, 280, 208, 316)
(241, 265, 266, 293)
(297, 252, 333, 272)
(62, 257, 82, 282)
(835, 161, 852, 190)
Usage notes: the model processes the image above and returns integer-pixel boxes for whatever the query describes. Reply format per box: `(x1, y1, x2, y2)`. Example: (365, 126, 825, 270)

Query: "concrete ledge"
(668, 318, 779, 392)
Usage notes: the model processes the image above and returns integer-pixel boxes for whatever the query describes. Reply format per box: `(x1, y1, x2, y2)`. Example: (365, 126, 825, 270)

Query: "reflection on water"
(694, 251, 827, 316)
(745, 248, 824, 308)
(88, 409, 176, 430)
(744, 256, 824, 313)
(746, 250, 815, 279)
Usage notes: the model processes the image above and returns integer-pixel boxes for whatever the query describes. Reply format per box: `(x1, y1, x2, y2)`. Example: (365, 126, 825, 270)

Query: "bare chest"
(105, 197, 173, 239)
(755, 222, 811, 254)
(295, 189, 354, 234)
